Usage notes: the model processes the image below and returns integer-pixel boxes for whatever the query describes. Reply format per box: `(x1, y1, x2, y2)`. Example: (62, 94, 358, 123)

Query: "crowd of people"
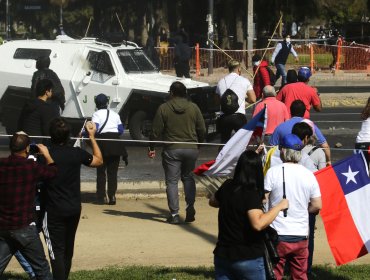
(0, 35, 368, 280)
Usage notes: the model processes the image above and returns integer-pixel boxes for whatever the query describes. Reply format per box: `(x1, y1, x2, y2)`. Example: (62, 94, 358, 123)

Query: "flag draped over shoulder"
(194, 107, 267, 177)
(315, 153, 370, 265)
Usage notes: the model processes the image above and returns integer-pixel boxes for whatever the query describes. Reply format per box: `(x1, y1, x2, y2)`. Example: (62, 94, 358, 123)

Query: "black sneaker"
(185, 206, 196, 223)
(108, 196, 116, 205)
(95, 197, 107, 205)
(167, 214, 180, 224)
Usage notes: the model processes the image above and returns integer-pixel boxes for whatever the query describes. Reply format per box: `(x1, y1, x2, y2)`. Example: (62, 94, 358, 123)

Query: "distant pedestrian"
(148, 81, 206, 224)
(0, 131, 57, 279)
(209, 150, 288, 280)
(31, 56, 65, 114)
(43, 118, 102, 280)
(271, 34, 299, 86)
(92, 93, 125, 205)
(174, 35, 191, 78)
(265, 133, 322, 280)
(276, 67, 322, 119)
(216, 59, 256, 143)
(144, 37, 160, 69)
(355, 97, 370, 167)
(253, 85, 289, 144)
(279, 69, 298, 91)
(252, 54, 271, 100)
(19, 79, 59, 143)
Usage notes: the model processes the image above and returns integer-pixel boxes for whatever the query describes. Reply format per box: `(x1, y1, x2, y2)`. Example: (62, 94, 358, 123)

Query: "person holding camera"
(0, 131, 57, 279)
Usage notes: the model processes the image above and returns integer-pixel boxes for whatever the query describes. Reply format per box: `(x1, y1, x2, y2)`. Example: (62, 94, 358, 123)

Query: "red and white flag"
(194, 107, 267, 177)
(315, 152, 370, 265)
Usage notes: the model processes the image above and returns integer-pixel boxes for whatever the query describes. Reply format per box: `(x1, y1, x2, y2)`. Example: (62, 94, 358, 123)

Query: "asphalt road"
(0, 107, 363, 182)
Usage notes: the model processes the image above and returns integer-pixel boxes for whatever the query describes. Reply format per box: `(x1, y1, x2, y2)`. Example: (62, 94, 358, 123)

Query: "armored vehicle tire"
(129, 110, 151, 140)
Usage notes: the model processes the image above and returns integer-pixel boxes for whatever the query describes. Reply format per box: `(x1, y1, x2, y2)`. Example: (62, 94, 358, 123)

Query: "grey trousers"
(162, 148, 199, 215)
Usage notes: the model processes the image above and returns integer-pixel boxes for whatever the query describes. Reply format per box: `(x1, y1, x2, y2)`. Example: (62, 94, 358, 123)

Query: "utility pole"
(6, 0, 10, 40)
(207, 0, 214, 75)
(247, 0, 254, 68)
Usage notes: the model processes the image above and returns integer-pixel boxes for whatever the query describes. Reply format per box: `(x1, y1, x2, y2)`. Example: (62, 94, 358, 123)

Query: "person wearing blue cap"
(276, 67, 322, 119)
(264, 133, 322, 280)
(92, 93, 125, 205)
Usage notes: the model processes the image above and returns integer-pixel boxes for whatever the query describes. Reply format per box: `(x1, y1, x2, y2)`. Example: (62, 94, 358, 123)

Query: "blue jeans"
(214, 255, 266, 280)
(0, 225, 52, 279)
(162, 149, 199, 215)
(14, 250, 36, 278)
(275, 63, 286, 86)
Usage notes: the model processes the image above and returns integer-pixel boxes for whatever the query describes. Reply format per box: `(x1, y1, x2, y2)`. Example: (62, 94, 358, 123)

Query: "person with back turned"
(264, 133, 322, 280)
(148, 81, 206, 224)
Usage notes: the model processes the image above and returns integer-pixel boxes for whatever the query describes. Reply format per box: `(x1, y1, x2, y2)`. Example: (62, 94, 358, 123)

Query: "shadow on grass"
(311, 266, 351, 280)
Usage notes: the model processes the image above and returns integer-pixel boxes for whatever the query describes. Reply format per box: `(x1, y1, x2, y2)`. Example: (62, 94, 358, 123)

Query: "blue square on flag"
(333, 153, 370, 195)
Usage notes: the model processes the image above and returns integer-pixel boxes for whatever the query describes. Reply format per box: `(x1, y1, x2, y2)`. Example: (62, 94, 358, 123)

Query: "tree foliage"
(4, 0, 370, 45)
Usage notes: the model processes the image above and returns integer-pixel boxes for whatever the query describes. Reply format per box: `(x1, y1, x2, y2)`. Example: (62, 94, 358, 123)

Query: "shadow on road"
(146, 203, 217, 245)
(102, 209, 167, 224)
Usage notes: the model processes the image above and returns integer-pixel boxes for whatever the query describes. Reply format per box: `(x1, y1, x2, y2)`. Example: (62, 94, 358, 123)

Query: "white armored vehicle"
(0, 36, 219, 139)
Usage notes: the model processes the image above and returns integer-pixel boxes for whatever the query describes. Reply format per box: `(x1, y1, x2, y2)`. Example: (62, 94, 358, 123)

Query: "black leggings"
(43, 211, 80, 280)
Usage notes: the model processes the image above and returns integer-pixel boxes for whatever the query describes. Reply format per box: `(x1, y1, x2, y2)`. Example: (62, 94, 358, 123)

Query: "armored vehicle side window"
(117, 49, 158, 73)
(87, 50, 115, 83)
(13, 48, 51, 59)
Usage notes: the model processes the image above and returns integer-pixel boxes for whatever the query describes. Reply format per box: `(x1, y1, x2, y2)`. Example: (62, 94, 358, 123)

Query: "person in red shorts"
(276, 67, 321, 119)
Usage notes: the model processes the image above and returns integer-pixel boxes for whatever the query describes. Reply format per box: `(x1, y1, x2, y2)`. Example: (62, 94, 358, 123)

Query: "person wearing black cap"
(264, 133, 322, 280)
(31, 56, 65, 114)
(92, 93, 125, 205)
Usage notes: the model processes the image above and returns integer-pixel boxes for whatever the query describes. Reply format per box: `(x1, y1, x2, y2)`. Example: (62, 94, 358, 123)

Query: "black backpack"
(220, 89, 239, 115)
(266, 66, 276, 86)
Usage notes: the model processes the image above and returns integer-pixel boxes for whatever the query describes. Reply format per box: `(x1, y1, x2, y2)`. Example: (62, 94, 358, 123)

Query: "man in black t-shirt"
(43, 118, 102, 280)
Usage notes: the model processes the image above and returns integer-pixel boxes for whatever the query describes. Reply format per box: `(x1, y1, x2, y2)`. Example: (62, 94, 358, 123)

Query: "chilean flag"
(315, 153, 370, 265)
(194, 107, 266, 177)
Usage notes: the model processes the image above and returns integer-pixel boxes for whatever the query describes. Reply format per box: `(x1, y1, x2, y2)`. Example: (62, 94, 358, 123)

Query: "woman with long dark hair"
(209, 150, 288, 280)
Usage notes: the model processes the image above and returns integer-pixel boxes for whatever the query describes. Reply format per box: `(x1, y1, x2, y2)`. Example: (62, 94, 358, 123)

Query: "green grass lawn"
(2, 264, 370, 280)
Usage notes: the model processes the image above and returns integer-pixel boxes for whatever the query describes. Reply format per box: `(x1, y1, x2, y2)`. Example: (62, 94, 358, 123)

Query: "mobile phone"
(29, 143, 39, 154)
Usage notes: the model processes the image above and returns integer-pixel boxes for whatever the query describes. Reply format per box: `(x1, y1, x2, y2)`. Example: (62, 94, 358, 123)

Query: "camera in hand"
(29, 144, 39, 154)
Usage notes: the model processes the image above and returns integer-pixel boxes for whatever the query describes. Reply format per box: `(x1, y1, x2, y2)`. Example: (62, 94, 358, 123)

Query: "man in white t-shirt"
(216, 60, 256, 143)
(265, 133, 322, 280)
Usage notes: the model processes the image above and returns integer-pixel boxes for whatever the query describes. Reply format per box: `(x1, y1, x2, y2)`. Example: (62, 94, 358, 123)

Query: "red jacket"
(253, 60, 270, 100)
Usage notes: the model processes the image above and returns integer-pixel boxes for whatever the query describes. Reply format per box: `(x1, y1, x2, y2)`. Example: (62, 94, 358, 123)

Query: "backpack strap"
(97, 109, 110, 134)
(307, 146, 319, 156)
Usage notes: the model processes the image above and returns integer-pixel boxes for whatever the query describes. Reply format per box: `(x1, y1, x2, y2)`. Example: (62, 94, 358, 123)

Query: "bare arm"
(246, 89, 256, 104)
(308, 197, 322, 214)
(320, 142, 331, 165)
(313, 102, 322, 112)
(86, 121, 103, 167)
(247, 199, 289, 231)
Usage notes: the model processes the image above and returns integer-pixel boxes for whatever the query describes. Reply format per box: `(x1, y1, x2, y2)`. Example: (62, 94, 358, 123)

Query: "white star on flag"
(341, 165, 359, 184)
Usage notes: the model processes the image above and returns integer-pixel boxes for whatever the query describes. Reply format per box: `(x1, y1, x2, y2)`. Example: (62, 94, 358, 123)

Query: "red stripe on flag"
(316, 166, 367, 265)
(193, 160, 215, 176)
